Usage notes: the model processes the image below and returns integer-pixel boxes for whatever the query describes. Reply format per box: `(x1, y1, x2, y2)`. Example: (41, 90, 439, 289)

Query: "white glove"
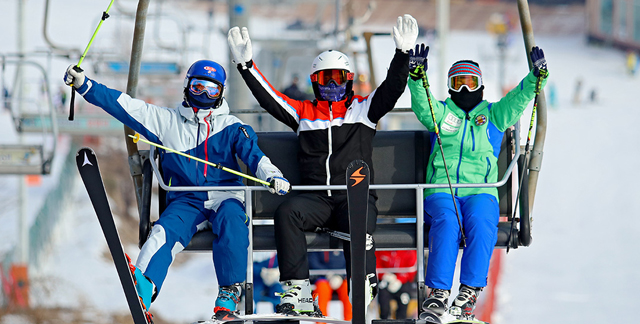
(228, 26, 253, 69)
(382, 273, 402, 294)
(64, 65, 86, 89)
(392, 14, 419, 54)
(266, 177, 290, 196)
(260, 267, 280, 287)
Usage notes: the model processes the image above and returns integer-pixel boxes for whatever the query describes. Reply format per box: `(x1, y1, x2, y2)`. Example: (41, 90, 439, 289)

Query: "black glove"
(409, 43, 429, 81)
(530, 46, 548, 78)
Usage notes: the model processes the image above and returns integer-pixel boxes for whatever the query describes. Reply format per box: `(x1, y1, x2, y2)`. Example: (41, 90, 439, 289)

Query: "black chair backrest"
(249, 130, 431, 220)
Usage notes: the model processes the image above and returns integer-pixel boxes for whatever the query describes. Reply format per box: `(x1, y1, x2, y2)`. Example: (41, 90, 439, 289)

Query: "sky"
(1, 1, 640, 324)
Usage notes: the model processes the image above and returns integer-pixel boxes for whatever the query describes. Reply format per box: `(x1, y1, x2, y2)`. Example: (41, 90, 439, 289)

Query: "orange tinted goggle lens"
(189, 79, 221, 98)
(315, 70, 350, 86)
(449, 75, 480, 92)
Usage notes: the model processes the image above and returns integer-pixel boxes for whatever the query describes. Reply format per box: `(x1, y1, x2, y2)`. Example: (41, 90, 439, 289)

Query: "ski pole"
(419, 71, 467, 247)
(315, 228, 374, 250)
(68, 0, 115, 121)
(506, 70, 547, 253)
(128, 133, 272, 187)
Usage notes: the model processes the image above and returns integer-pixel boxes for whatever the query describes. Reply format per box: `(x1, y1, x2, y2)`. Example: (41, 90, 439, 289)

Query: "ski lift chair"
(0, 58, 57, 175)
(137, 127, 531, 313)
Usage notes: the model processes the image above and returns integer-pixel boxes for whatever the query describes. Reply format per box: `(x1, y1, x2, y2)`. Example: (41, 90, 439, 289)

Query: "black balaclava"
(449, 86, 484, 112)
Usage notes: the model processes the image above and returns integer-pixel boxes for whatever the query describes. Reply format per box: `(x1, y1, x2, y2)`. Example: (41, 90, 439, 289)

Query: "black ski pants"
(274, 192, 378, 292)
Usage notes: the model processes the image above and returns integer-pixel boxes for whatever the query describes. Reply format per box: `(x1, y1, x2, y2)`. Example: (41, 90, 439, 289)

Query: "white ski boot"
(275, 279, 322, 316)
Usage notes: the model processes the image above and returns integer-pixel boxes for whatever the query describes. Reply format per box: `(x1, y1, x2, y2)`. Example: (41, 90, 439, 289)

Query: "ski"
(199, 313, 349, 324)
(418, 309, 490, 324)
(76, 147, 152, 324)
(419, 308, 443, 324)
(346, 160, 370, 324)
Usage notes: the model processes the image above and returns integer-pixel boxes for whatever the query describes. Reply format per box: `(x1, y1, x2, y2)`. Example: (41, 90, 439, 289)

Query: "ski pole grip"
(69, 89, 75, 121)
(269, 179, 276, 188)
(68, 66, 84, 121)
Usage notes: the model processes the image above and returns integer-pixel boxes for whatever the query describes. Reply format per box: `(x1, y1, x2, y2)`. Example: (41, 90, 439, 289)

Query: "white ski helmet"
(310, 50, 353, 74)
(310, 50, 354, 101)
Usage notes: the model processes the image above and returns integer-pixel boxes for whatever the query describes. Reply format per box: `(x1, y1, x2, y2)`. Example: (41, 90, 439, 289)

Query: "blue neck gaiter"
(318, 81, 346, 102)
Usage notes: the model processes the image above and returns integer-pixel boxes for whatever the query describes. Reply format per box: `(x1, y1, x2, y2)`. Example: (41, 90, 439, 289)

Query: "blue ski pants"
(136, 197, 248, 292)
(424, 193, 499, 290)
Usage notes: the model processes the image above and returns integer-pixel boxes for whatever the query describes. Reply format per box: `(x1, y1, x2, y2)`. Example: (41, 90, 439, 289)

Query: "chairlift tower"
(227, 0, 251, 113)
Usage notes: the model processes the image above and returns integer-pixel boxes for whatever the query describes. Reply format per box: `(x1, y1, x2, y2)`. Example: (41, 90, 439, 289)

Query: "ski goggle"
(189, 79, 222, 99)
(311, 69, 354, 86)
(448, 74, 482, 92)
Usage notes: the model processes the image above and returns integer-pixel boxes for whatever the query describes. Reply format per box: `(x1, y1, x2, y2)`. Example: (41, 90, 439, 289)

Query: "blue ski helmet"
(183, 60, 226, 110)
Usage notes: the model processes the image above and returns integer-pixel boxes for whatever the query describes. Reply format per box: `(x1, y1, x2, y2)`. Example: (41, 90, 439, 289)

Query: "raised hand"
(409, 43, 429, 81)
(63, 65, 86, 89)
(393, 14, 419, 54)
(530, 46, 548, 78)
(227, 26, 253, 69)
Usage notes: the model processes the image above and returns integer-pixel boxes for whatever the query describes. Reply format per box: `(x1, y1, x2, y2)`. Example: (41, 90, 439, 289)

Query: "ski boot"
(126, 254, 155, 324)
(349, 273, 378, 307)
(275, 279, 322, 317)
(421, 287, 450, 316)
(449, 284, 482, 320)
(213, 283, 243, 321)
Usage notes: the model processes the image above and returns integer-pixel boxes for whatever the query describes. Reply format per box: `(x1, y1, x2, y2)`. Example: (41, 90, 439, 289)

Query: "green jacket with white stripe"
(408, 70, 548, 199)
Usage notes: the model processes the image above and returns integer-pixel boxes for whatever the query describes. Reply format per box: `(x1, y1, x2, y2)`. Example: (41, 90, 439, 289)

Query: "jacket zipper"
(455, 117, 469, 196)
(195, 117, 200, 184)
(326, 103, 334, 196)
(203, 111, 213, 178)
(470, 125, 476, 151)
(485, 157, 491, 183)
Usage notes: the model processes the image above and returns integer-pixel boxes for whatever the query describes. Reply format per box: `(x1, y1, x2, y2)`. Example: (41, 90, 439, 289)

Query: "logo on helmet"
(204, 66, 217, 72)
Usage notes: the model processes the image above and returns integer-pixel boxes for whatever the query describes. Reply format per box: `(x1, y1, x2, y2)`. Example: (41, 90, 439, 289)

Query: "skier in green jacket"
(408, 43, 548, 321)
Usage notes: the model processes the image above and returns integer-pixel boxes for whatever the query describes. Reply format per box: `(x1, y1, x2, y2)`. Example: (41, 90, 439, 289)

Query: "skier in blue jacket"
(64, 60, 291, 320)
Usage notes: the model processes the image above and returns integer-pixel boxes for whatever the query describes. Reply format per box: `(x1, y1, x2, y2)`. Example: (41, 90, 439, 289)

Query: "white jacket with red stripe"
(237, 50, 409, 195)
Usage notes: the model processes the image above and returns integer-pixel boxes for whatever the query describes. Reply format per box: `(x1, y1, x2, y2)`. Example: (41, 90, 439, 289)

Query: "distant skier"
(308, 251, 352, 320)
(282, 74, 312, 101)
(376, 250, 418, 320)
(227, 14, 418, 316)
(407, 44, 548, 320)
(253, 252, 284, 311)
(64, 60, 291, 319)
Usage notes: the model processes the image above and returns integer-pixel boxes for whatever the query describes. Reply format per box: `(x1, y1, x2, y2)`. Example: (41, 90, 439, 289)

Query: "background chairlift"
(0, 57, 57, 175)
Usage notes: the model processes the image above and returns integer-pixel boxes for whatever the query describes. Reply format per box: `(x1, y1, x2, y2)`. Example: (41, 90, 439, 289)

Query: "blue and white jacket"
(76, 78, 284, 211)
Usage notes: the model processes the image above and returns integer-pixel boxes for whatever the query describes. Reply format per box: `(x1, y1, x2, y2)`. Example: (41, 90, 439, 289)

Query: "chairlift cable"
(68, 0, 115, 121)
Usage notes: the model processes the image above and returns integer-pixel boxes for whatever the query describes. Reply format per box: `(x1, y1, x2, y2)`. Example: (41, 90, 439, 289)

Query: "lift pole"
(516, 0, 547, 214)
(124, 0, 151, 207)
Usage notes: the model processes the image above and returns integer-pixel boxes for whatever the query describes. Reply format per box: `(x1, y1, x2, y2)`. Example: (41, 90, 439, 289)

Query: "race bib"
(441, 113, 462, 133)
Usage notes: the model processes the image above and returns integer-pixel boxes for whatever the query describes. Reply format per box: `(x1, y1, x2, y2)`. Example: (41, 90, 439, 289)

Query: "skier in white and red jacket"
(227, 14, 418, 316)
